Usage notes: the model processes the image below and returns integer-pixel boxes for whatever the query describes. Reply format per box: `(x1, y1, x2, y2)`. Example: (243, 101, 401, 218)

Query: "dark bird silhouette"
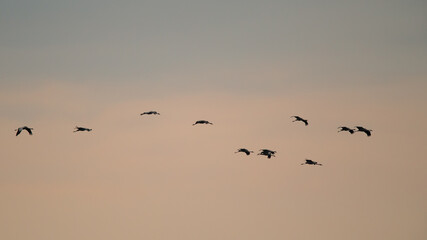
(15, 126, 33, 136)
(258, 152, 275, 159)
(355, 126, 372, 136)
(258, 149, 276, 159)
(338, 126, 355, 134)
(259, 149, 276, 154)
(74, 126, 92, 132)
(235, 148, 254, 155)
(301, 159, 323, 166)
(193, 120, 213, 126)
(140, 111, 160, 115)
(291, 116, 308, 126)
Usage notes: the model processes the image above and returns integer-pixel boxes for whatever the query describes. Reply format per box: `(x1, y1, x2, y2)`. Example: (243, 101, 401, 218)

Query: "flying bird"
(235, 148, 254, 155)
(258, 152, 275, 159)
(193, 120, 213, 126)
(74, 126, 92, 132)
(355, 126, 372, 136)
(258, 149, 276, 159)
(301, 159, 323, 166)
(291, 116, 308, 126)
(338, 126, 355, 134)
(15, 126, 33, 136)
(259, 149, 276, 154)
(140, 111, 160, 115)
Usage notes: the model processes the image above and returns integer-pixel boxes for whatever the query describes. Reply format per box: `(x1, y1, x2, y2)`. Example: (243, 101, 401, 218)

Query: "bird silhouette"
(291, 116, 308, 126)
(73, 126, 92, 132)
(15, 126, 33, 136)
(355, 126, 372, 136)
(235, 148, 254, 155)
(301, 159, 322, 166)
(258, 149, 276, 159)
(140, 111, 160, 115)
(338, 126, 355, 134)
(193, 120, 213, 126)
(259, 149, 276, 154)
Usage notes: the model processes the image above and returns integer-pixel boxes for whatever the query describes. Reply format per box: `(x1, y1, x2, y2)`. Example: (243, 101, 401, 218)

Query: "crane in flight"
(74, 126, 92, 132)
(355, 126, 372, 136)
(15, 126, 33, 136)
(258, 149, 276, 159)
(301, 159, 323, 166)
(192, 120, 213, 126)
(235, 148, 254, 155)
(338, 126, 355, 134)
(140, 111, 160, 115)
(291, 116, 308, 126)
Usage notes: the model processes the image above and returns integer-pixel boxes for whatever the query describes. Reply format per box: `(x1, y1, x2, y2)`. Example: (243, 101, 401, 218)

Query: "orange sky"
(1, 82, 426, 240)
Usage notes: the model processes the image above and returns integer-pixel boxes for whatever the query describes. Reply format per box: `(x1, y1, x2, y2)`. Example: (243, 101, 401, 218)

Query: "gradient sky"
(1, 1, 426, 240)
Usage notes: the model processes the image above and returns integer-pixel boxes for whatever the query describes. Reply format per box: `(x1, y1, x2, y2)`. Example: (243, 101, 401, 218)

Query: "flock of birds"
(14, 112, 373, 166)
(233, 116, 372, 165)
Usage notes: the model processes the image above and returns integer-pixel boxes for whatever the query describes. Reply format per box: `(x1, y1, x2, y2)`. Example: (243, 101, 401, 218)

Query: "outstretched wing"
(305, 159, 314, 164)
(25, 128, 33, 135)
(16, 128, 22, 136)
(355, 126, 364, 131)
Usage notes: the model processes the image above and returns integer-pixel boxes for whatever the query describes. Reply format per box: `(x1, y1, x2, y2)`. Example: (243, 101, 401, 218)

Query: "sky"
(0, 1, 426, 239)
